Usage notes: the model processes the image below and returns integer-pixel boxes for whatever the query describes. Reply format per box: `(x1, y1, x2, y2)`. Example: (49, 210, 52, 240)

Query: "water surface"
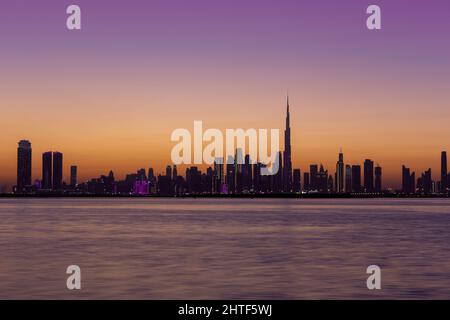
(1, 198, 449, 299)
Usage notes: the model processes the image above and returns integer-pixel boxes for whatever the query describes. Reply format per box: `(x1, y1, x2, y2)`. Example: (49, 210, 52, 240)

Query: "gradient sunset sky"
(1, 0, 449, 189)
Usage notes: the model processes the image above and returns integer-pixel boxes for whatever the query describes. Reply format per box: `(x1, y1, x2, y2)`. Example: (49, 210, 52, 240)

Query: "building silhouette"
(327, 174, 334, 193)
(213, 158, 224, 194)
(335, 150, 345, 193)
(345, 165, 352, 193)
(242, 155, 252, 193)
(53, 152, 63, 190)
(293, 169, 301, 193)
(418, 168, 432, 195)
(310, 164, 318, 191)
(42, 152, 53, 190)
(351, 165, 362, 193)
(235, 148, 244, 194)
(226, 155, 235, 194)
(148, 168, 157, 193)
(364, 159, 374, 193)
(272, 151, 283, 193)
(402, 165, 415, 194)
(41, 151, 63, 191)
(137, 168, 147, 181)
(375, 166, 382, 193)
(317, 164, 328, 193)
(173, 165, 178, 181)
(70, 165, 77, 187)
(9, 106, 450, 197)
(17, 140, 32, 192)
(441, 151, 447, 194)
(165, 166, 172, 181)
(283, 96, 293, 192)
(303, 172, 310, 192)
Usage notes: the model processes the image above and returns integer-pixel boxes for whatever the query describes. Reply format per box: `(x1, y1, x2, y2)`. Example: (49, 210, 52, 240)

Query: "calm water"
(0, 198, 450, 299)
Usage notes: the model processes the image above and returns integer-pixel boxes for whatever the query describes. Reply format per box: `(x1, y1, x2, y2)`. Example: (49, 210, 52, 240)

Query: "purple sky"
(1, 0, 450, 188)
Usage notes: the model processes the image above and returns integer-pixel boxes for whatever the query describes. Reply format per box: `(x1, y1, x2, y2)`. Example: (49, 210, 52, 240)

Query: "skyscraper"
(137, 168, 147, 180)
(335, 150, 345, 193)
(402, 165, 415, 194)
(173, 165, 178, 181)
(327, 174, 334, 193)
(310, 164, 318, 191)
(166, 165, 172, 181)
(345, 165, 352, 193)
(402, 165, 410, 194)
(441, 151, 447, 194)
(448, 173, 450, 195)
(273, 151, 283, 193)
(70, 165, 78, 187)
(293, 169, 301, 193)
(351, 165, 362, 193)
(283, 96, 292, 192)
(243, 155, 252, 192)
(418, 168, 432, 195)
(52, 152, 63, 190)
(214, 158, 224, 194)
(303, 172, 310, 192)
(148, 168, 156, 193)
(148, 168, 155, 182)
(42, 151, 52, 190)
(226, 155, 235, 193)
(364, 159, 374, 193)
(317, 164, 328, 193)
(17, 140, 32, 192)
(235, 148, 244, 193)
(375, 166, 382, 193)
(253, 163, 261, 193)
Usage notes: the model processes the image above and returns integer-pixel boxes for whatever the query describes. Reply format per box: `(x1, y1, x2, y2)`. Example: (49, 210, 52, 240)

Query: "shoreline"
(0, 193, 449, 199)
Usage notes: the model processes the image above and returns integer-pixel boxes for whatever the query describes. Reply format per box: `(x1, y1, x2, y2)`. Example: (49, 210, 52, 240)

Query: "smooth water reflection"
(0, 198, 449, 299)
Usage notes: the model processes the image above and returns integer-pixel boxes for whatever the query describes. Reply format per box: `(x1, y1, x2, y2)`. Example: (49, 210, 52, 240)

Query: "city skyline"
(8, 102, 450, 195)
(1, 1, 450, 190)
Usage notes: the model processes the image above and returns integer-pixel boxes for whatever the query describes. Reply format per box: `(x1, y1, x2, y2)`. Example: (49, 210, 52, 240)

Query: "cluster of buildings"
(402, 152, 449, 195)
(301, 154, 382, 195)
(16, 142, 77, 193)
(11, 100, 450, 196)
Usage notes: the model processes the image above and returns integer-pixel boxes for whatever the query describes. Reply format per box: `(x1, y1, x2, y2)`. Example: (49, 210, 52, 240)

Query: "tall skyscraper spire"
(286, 94, 290, 128)
(283, 94, 292, 192)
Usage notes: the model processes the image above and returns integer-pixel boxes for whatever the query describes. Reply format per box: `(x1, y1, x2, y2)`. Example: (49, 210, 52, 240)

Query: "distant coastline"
(0, 193, 449, 199)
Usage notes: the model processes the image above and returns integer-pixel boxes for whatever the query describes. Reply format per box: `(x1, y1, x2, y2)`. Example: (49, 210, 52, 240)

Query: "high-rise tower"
(70, 165, 78, 187)
(42, 151, 53, 190)
(42, 151, 63, 190)
(375, 165, 382, 193)
(441, 151, 447, 194)
(52, 152, 63, 190)
(283, 95, 293, 192)
(351, 165, 362, 193)
(17, 140, 32, 192)
(364, 159, 374, 193)
(336, 149, 345, 193)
